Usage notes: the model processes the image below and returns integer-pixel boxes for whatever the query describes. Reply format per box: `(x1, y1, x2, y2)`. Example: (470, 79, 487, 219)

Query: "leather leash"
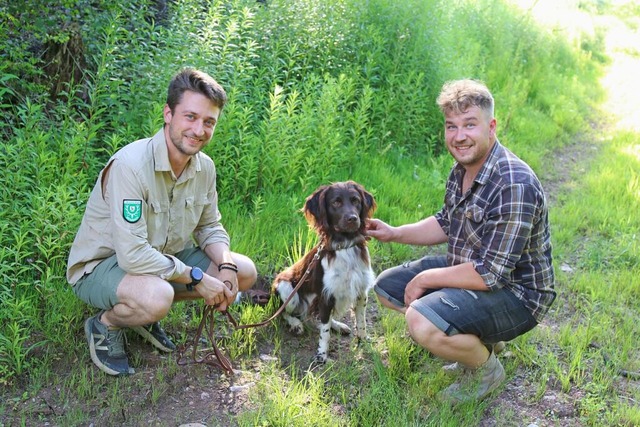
(177, 243, 324, 375)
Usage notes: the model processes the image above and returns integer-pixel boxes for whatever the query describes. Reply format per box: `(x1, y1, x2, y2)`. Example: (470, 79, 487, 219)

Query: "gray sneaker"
(131, 322, 176, 352)
(442, 341, 506, 376)
(438, 351, 506, 404)
(85, 311, 133, 376)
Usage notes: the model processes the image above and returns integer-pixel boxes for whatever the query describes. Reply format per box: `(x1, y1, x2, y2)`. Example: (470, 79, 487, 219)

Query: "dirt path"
(527, 0, 640, 132)
(598, 9, 640, 132)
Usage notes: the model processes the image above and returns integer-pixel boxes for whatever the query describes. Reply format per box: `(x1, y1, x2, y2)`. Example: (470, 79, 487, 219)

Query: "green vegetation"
(1, 0, 638, 425)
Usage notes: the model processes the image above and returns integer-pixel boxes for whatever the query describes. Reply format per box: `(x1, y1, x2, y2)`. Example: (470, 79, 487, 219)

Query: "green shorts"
(72, 247, 212, 310)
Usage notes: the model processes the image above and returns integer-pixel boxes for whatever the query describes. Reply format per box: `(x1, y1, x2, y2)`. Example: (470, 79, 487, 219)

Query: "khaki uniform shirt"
(66, 128, 230, 285)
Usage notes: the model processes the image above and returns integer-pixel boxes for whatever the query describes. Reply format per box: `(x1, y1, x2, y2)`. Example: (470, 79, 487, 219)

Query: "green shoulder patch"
(123, 199, 142, 223)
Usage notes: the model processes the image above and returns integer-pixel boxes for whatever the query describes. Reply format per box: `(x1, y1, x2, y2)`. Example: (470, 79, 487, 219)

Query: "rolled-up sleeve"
(473, 183, 539, 290)
(435, 205, 450, 235)
(106, 160, 186, 281)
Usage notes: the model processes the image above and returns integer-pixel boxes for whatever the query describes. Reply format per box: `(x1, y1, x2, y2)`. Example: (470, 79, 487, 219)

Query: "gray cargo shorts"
(373, 255, 537, 343)
(72, 247, 212, 310)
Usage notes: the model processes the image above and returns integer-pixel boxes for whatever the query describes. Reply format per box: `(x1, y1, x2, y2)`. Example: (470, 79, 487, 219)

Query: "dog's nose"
(347, 214, 359, 223)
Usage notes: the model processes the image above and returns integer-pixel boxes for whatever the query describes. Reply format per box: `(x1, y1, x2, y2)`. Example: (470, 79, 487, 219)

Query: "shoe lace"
(148, 322, 166, 338)
(456, 366, 477, 386)
(107, 328, 126, 358)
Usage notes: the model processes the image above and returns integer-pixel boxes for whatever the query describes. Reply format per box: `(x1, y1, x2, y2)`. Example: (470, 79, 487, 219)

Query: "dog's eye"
(332, 199, 343, 207)
(351, 197, 362, 206)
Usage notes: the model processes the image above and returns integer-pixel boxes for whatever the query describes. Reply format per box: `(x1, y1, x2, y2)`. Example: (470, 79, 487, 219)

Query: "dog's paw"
(288, 323, 304, 336)
(313, 352, 328, 363)
(283, 314, 304, 335)
(330, 320, 352, 335)
(355, 334, 371, 345)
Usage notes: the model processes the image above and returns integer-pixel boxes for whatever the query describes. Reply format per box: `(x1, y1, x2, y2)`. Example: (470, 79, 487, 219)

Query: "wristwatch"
(187, 266, 203, 291)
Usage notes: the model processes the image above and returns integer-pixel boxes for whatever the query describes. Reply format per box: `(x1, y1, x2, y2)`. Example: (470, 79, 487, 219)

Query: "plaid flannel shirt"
(435, 141, 556, 322)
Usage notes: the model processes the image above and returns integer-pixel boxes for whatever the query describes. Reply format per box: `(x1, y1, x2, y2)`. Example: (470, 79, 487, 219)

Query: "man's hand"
(197, 274, 234, 310)
(404, 271, 431, 306)
(366, 218, 397, 242)
(217, 267, 239, 308)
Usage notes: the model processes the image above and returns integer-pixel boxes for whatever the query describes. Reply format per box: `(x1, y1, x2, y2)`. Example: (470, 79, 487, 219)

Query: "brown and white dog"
(272, 181, 377, 363)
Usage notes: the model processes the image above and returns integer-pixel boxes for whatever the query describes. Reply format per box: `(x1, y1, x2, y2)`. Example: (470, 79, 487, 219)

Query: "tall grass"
(545, 129, 640, 426)
(0, 0, 624, 424)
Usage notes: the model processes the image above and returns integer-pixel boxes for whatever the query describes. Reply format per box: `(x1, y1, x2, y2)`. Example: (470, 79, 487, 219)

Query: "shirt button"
(465, 211, 472, 219)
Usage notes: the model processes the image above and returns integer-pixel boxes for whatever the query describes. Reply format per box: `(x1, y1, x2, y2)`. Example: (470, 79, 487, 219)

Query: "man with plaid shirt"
(366, 79, 555, 403)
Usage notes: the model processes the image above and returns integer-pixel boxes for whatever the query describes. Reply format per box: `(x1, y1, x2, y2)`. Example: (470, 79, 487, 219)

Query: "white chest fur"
(321, 246, 374, 317)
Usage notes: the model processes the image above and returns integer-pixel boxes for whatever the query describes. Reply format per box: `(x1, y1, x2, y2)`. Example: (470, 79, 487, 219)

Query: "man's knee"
(150, 282, 175, 315)
(117, 275, 174, 317)
(235, 255, 257, 291)
(376, 291, 397, 311)
(406, 307, 445, 349)
(372, 282, 401, 311)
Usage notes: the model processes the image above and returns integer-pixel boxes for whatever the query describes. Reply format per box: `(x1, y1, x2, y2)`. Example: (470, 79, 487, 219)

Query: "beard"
(448, 139, 494, 169)
(449, 144, 479, 165)
(168, 123, 207, 157)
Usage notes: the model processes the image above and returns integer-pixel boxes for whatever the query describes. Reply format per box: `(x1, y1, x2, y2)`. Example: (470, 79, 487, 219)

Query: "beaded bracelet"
(218, 262, 238, 273)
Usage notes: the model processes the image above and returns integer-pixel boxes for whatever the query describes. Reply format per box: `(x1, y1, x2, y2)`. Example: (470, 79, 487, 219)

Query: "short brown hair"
(436, 79, 494, 118)
(166, 68, 227, 112)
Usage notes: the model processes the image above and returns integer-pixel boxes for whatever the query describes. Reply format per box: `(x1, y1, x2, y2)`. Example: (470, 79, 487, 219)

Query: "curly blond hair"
(436, 79, 494, 118)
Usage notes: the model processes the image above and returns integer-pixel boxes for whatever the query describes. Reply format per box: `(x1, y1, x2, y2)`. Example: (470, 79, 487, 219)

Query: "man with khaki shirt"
(67, 68, 257, 376)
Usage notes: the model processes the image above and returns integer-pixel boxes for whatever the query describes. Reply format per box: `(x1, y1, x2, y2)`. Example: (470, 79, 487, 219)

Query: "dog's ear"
(303, 185, 329, 232)
(349, 181, 377, 219)
(362, 189, 377, 218)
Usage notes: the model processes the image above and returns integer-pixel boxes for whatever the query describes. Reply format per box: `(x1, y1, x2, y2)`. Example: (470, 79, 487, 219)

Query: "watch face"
(191, 267, 204, 282)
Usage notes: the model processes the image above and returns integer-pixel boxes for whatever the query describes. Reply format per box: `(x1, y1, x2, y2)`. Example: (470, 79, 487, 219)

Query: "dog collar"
(327, 235, 367, 251)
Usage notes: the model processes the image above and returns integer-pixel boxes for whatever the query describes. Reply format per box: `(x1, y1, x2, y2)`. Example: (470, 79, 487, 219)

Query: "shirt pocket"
(184, 195, 208, 231)
(148, 200, 170, 249)
(463, 204, 484, 249)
